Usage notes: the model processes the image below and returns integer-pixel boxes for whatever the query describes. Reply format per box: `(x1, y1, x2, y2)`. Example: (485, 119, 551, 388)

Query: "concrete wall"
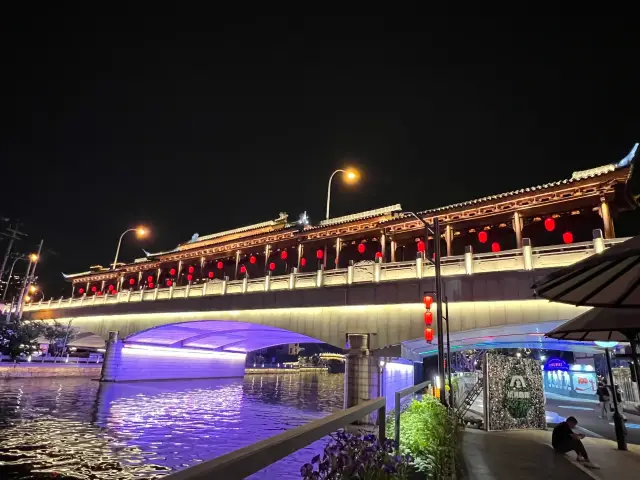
(42, 299, 587, 352)
(101, 342, 246, 382)
(0, 364, 101, 379)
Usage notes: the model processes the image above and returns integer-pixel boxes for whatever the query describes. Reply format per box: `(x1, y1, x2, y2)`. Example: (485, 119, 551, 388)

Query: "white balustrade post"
(185, 282, 191, 297)
(522, 238, 533, 271)
(92, 295, 97, 305)
(374, 260, 381, 283)
(289, 267, 297, 290)
(47, 298, 52, 308)
(347, 263, 354, 285)
(221, 276, 228, 295)
(316, 266, 324, 287)
(265, 271, 271, 292)
(127, 289, 132, 302)
(58, 297, 63, 307)
(169, 284, 175, 299)
(202, 281, 208, 296)
(593, 228, 605, 254)
(80, 295, 85, 306)
(242, 276, 248, 293)
(464, 245, 474, 275)
(415, 254, 423, 279)
(153, 285, 159, 301)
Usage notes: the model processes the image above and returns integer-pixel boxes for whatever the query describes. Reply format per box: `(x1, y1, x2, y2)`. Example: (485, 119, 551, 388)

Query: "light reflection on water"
(0, 373, 344, 479)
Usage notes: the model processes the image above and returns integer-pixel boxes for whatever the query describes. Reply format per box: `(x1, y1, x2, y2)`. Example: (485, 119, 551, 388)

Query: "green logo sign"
(504, 370, 533, 419)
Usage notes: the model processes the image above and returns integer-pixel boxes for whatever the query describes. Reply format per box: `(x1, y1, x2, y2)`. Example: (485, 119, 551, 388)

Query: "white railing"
(22, 237, 628, 313)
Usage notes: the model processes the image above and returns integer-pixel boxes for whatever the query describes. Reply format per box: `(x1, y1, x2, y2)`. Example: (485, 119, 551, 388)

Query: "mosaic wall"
(486, 353, 545, 431)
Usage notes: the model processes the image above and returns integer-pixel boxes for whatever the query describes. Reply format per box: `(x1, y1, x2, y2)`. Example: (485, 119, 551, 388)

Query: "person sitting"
(552, 416, 599, 469)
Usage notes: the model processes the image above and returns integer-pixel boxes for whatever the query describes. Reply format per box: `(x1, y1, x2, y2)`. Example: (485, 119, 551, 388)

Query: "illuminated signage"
(544, 358, 569, 371)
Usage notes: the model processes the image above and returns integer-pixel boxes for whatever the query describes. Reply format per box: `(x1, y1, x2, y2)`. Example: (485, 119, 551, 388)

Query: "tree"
(43, 321, 75, 355)
(0, 318, 45, 360)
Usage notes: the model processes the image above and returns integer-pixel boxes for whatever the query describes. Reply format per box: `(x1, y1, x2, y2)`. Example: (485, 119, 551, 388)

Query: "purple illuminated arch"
(124, 320, 325, 353)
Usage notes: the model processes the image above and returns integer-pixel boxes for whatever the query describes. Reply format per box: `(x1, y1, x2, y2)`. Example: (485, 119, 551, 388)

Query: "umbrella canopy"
(533, 235, 640, 308)
(546, 307, 640, 342)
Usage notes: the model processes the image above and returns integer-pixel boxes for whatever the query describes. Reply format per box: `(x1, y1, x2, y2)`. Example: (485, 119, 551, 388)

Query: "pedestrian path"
(461, 428, 640, 480)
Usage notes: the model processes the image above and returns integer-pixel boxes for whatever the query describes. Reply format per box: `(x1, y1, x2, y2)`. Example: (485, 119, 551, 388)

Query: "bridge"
(18, 151, 639, 413)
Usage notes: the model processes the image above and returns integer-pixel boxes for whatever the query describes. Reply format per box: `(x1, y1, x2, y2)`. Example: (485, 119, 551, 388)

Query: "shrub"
(300, 430, 411, 479)
(389, 395, 457, 478)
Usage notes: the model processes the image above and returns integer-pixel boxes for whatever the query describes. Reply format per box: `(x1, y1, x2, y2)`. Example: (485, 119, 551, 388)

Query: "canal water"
(0, 373, 342, 479)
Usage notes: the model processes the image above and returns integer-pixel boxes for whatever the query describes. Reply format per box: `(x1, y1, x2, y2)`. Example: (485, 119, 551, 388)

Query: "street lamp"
(325, 168, 359, 219)
(112, 227, 147, 270)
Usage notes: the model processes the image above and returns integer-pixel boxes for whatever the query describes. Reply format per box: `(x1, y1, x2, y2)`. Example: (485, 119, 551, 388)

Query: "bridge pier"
(344, 334, 380, 425)
(100, 331, 246, 382)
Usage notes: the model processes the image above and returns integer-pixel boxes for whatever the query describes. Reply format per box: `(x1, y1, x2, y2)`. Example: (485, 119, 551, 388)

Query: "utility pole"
(17, 239, 43, 320)
(0, 223, 27, 296)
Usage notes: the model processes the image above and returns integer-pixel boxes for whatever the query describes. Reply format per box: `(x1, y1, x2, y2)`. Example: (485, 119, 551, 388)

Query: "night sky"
(1, 12, 638, 297)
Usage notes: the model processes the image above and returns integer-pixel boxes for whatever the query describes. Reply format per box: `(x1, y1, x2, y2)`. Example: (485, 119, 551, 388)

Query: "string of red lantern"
(249, 256, 257, 264)
(562, 231, 574, 244)
(78, 287, 85, 294)
(375, 251, 382, 259)
(281, 250, 288, 260)
(166, 279, 173, 287)
(301, 258, 307, 267)
(478, 231, 488, 243)
(240, 265, 247, 274)
(188, 266, 195, 274)
(147, 276, 153, 283)
(148, 282, 154, 288)
(208, 271, 214, 279)
(316, 249, 323, 259)
(417, 240, 426, 253)
(170, 268, 176, 276)
(269, 262, 276, 271)
(91, 286, 97, 293)
(217, 261, 224, 269)
(357, 243, 366, 254)
(491, 242, 501, 253)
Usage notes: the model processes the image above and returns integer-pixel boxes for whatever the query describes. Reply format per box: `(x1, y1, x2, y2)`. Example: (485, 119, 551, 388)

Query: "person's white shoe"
(576, 455, 586, 462)
(584, 461, 600, 469)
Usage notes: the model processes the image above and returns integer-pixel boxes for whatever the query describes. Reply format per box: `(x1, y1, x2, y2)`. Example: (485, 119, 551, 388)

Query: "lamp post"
(112, 227, 147, 270)
(325, 168, 358, 220)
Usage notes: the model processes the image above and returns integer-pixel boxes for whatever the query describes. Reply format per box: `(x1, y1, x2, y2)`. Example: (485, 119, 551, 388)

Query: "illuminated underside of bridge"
(124, 320, 325, 353)
(401, 321, 603, 361)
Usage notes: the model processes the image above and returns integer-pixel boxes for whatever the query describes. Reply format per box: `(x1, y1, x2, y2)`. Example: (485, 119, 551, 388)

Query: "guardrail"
(22, 237, 628, 313)
(394, 380, 431, 449)
(163, 397, 386, 480)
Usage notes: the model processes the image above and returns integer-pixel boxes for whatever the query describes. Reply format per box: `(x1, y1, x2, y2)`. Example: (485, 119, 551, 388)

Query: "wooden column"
(234, 251, 241, 279)
(335, 238, 342, 268)
(380, 232, 386, 262)
(297, 243, 304, 269)
(390, 239, 397, 263)
(444, 225, 453, 257)
(513, 211, 523, 249)
(600, 199, 615, 239)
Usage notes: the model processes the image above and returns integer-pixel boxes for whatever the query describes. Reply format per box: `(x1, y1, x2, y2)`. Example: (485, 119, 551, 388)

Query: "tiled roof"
(188, 212, 289, 243)
(309, 204, 402, 229)
(417, 163, 623, 215)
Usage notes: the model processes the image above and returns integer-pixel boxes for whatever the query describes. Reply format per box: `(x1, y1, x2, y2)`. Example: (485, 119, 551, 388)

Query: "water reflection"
(0, 373, 343, 479)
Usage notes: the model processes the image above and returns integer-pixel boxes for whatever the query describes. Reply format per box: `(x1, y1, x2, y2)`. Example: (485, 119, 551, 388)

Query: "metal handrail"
(163, 397, 386, 480)
(394, 380, 430, 449)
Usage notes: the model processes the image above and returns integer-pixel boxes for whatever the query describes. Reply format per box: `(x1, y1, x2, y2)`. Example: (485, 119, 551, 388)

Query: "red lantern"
(91, 286, 97, 293)
(424, 311, 433, 326)
(148, 282, 154, 289)
(108, 284, 115, 291)
(240, 265, 247, 273)
(187, 274, 193, 282)
(269, 262, 276, 271)
(424, 328, 434, 343)
(357, 243, 366, 254)
(208, 271, 214, 279)
(301, 258, 307, 267)
(417, 240, 426, 253)
(78, 288, 85, 294)
(563, 231, 574, 244)
(217, 261, 224, 270)
(375, 251, 382, 259)
(188, 266, 195, 274)
(491, 242, 501, 252)
(280, 250, 288, 260)
(129, 278, 135, 285)
(478, 231, 488, 244)
(166, 279, 173, 287)
(97, 291, 103, 296)
(423, 295, 433, 308)
(249, 255, 256, 264)
(316, 249, 323, 259)
(544, 217, 556, 232)
(170, 268, 176, 276)
(147, 276, 153, 283)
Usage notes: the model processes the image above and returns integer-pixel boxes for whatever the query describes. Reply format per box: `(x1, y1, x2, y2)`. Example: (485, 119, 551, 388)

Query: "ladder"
(456, 377, 483, 420)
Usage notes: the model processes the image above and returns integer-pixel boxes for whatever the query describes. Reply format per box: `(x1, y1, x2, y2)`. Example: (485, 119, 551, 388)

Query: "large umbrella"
(533, 234, 640, 308)
(546, 307, 640, 451)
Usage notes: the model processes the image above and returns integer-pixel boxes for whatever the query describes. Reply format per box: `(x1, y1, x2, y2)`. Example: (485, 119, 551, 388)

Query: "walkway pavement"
(461, 428, 640, 480)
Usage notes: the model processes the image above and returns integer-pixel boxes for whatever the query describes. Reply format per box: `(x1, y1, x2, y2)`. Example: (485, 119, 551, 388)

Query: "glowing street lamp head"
(136, 227, 147, 237)
(24, 295, 31, 302)
(29, 253, 38, 262)
(344, 169, 359, 183)
(29, 285, 37, 293)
